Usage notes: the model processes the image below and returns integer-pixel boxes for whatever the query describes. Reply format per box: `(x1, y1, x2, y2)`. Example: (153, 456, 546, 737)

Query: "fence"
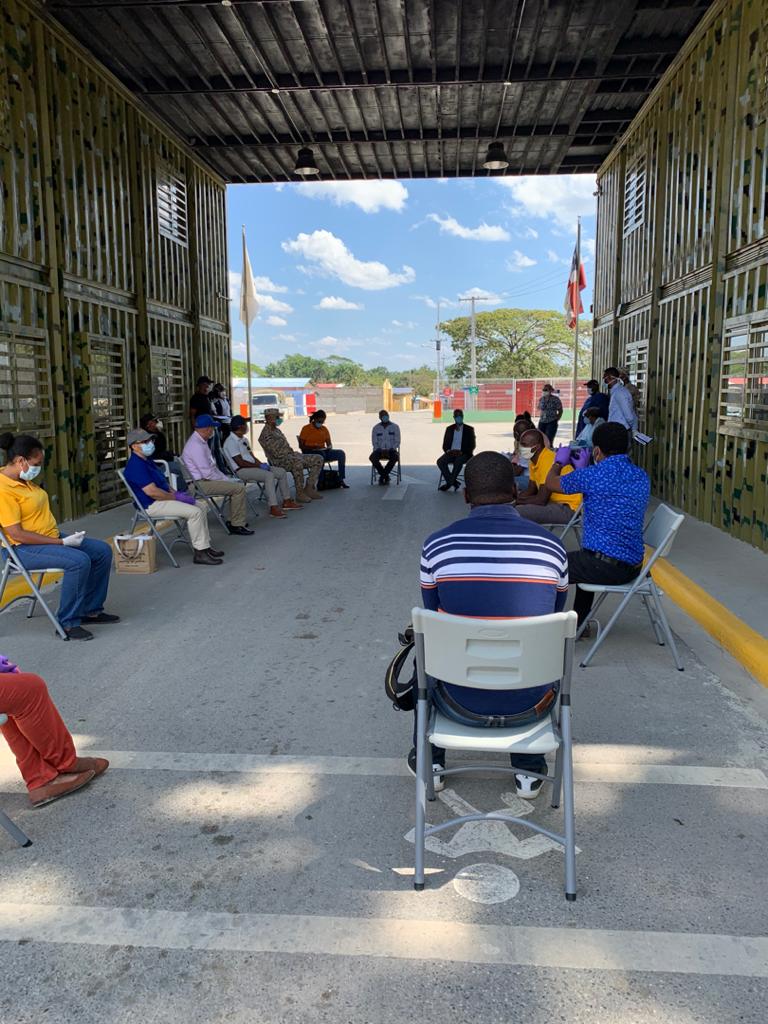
(435, 378, 593, 423)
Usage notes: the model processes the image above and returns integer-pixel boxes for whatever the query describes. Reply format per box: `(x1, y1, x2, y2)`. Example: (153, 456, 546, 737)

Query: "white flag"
(239, 233, 259, 326)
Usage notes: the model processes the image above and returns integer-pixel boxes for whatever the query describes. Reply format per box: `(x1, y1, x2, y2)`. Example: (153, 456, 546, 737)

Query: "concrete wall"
(594, 0, 768, 551)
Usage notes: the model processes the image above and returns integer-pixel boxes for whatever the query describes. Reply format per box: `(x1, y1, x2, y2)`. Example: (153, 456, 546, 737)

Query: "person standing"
(437, 409, 476, 491)
(298, 410, 349, 488)
(189, 376, 214, 428)
(259, 408, 324, 502)
(369, 410, 401, 484)
(618, 369, 642, 413)
(181, 416, 253, 535)
(537, 384, 563, 445)
(575, 380, 610, 434)
(224, 415, 303, 518)
(603, 366, 638, 432)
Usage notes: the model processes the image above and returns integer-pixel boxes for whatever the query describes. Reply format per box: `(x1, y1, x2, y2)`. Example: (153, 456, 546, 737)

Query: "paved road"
(2, 412, 767, 1023)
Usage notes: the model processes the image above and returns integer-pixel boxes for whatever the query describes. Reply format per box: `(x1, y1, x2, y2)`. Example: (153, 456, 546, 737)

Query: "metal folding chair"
(369, 448, 402, 485)
(177, 458, 231, 532)
(576, 503, 685, 670)
(436, 462, 466, 490)
(412, 607, 579, 900)
(117, 468, 192, 569)
(0, 714, 32, 847)
(557, 502, 583, 544)
(0, 526, 67, 639)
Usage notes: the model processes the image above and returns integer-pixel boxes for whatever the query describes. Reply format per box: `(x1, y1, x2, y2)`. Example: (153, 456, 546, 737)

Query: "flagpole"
(570, 216, 581, 439)
(242, 225, 254, 429)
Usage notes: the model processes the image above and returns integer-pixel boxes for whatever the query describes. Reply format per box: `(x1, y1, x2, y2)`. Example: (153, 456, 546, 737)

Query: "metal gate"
(90, 337, 129, 509)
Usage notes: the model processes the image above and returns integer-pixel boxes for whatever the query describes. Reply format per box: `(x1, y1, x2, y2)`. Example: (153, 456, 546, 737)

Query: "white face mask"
(519, 446, 536, 461)
(155, 419, 164, 430)
(20, 463, 42, 481)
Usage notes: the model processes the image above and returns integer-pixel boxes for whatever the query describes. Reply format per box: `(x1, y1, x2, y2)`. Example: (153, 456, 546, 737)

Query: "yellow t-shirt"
(0, 474, 59, 544)
(299, 423, 331, 449)
(529, 448, 581, 511)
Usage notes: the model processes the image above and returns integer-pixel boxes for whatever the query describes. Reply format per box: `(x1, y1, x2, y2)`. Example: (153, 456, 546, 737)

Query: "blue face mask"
(20, 463, 42, 481)
(454, 416, 463, 425)
(276, 417, 284, 427)
(380, 415, 389, 424)
(140, 442, 155, 456)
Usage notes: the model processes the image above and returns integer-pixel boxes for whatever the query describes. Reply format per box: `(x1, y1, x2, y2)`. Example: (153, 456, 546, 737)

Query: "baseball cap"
(127, 428, 153, 445)
(195, 414, 217, 428)
(230, 414, 250, 429)
(584, 378, 599, 388)
(197, 375, 213, 385)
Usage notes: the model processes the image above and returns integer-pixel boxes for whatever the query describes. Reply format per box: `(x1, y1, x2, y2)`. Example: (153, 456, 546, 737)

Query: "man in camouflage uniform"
(258, 409, 323, 502)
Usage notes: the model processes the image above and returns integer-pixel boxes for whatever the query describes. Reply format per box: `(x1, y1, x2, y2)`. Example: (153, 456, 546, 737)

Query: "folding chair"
(117, 468, 192, 569)
(436, 463, 465, 490)
(298, 437, 338, 488)
(556, 502, 583, 544)
(370, 448, 402, 485)
(0, 714, 32, 847)
(0, 526, 67, 639)
(412, 607, 579, 900)
(576, 503, 685, 671)
(177, 458, 230, 532)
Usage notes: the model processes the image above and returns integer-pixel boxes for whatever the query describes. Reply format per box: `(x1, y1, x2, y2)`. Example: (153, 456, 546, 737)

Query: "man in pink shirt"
(181, 416, 253, 536)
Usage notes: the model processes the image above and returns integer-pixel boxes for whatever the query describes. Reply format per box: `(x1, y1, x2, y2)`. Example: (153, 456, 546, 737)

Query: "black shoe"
(439, 483, 450, 492)
(453, 483, 461, 491)
(227, 525, 254, 536)
(341, 482, 350, 489)
(378, 476, 386, 486)
(207, 547, 225, 558)
(63, 626, 94, 641)
(81, 612, 120, 625)
(382, 475, 390, 485)
(513, 765, 547, 800)
(193, 549, 223, 565)
(406, 747, 446, 793)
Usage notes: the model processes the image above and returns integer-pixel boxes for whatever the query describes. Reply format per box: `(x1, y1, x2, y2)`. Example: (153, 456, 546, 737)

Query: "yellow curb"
(651, 557, 768, 686)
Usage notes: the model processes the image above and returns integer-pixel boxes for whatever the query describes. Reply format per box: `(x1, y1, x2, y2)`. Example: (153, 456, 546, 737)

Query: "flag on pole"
(564, 247, 586, 329)
(239, 231, 259, 326)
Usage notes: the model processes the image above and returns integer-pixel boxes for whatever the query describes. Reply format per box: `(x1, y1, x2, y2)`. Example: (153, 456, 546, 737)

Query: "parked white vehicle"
(250, 391, 290, 422)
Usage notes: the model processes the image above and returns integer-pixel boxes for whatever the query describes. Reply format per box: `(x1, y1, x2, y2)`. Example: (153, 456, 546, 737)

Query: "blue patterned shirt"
(559, 455, 649, 564)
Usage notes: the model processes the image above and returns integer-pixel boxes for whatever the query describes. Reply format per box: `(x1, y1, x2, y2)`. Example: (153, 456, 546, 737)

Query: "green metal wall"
(594, 0, 768, 551)
(0, 0, 230, 518)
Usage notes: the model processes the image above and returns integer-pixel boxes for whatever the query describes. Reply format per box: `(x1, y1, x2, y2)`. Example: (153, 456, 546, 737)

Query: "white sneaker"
(407, 749, 445, 792)
(514, 773, 544, 800)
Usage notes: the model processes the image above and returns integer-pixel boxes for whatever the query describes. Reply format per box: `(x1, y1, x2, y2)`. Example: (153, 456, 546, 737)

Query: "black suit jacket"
(442, 423, 476, 457)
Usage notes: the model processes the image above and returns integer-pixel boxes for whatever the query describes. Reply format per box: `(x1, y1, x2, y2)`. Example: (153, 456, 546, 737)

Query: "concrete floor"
(1, 411, 767, 1023)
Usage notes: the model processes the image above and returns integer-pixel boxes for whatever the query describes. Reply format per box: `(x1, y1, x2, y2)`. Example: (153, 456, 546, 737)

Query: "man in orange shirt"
(298, 410, 349, 489)
(515, 428, 581, 525)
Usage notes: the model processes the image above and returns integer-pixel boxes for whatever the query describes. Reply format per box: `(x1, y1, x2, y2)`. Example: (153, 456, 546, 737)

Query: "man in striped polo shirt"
(412, 451, 569, 799)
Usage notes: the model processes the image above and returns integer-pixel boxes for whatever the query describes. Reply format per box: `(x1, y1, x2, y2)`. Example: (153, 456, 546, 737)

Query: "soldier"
(258, 409, 324, 503)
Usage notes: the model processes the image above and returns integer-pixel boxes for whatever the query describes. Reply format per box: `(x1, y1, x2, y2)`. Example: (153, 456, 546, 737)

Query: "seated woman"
(298, 410, 349, 488)
(0, 433, 119, 641)
(572, 407, 605, 449)
(1, 653, 108, 806)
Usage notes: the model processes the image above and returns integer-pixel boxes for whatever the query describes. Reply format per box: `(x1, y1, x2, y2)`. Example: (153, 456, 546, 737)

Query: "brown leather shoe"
(194, 549, 223, 565)
(282, 500, 304, 511)
(70, 756, 110, 777)
(269, 506, 287, 518)
(29, 769, 96, 807)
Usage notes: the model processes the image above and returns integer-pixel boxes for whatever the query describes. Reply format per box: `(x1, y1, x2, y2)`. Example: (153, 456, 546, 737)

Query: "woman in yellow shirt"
(0, 433, 118, 641)
(298, 410, 349, 488)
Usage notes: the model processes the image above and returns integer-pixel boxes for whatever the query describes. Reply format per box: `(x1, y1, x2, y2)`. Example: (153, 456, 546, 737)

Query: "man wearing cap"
(575, 380, 610, 435)
(123, 428, 224, 565)
(223, 415, 303, 519)
(181, 416, 253, 536)
(258, 409, 323, 502)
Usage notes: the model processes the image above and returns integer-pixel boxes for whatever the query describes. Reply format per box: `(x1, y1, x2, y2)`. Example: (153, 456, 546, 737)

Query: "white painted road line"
(1, 750, 766, 790)
(382, 484, 409, 500)
(0, 902, 766, 977)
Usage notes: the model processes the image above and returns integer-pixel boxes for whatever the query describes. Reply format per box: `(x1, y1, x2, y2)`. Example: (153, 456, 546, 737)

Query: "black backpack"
(384, 627, 416, 711)
(318, 468, 342, 490)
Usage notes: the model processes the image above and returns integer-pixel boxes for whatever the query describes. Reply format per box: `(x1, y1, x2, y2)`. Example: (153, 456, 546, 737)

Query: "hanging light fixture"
(294, 147, 320, 176)
(482, 141, 509, 170)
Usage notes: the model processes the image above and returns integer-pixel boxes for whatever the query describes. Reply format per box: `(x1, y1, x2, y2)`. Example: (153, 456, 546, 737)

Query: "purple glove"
(554, 445, 572, 467)
(174, 491, 197, 506)
(570, 448, 591, 470)
(0, 654, 19, 674)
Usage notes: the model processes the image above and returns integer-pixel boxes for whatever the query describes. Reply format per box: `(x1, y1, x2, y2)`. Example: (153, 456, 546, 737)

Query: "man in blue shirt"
(123, 428, 225, 566)
(575, 379, 610, 434)
(413, 451, 569, 799)
(545, 422, 650, 631)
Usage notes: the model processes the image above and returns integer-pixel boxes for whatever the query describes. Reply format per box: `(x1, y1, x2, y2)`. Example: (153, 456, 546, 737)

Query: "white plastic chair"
(0, 713, 32, 847)
(117, 469, 192, 569)
(576, 503, 685, 670)
(0, 526, 67, 639)
(412, 607, 579, 900)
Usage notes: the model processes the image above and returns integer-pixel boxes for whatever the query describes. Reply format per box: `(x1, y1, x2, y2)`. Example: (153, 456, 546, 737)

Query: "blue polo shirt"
(420, 505, 569, 714)
(560, 455, 649, 565)
(124, 453, 171, 509)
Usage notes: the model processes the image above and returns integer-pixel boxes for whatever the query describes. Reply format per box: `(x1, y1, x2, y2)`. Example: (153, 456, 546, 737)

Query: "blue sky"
(226, 175, 597, 372)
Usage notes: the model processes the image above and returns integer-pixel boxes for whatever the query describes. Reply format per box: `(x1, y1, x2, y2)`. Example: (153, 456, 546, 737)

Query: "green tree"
(231, 358, 265, 377)
(441, 309, 592, 378)
(264, 353, 328, 379)
(388, 364, 436, 396)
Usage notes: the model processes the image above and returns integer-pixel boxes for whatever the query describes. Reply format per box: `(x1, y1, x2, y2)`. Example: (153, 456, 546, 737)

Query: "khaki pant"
(235, 465, 290, 506)
(196, 479, 247, 527)
(515, 502, 574, 525)
(146, 499, 211, 551)
(270, 453, 323, 495)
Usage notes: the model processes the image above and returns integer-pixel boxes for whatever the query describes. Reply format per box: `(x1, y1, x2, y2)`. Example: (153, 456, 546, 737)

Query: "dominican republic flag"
(564, 247, 586, 329)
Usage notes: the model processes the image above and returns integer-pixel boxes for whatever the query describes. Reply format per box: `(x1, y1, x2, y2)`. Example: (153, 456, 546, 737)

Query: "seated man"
(258, 408, 323, 502)
(437, 408, 476, 491)
(298, 410, 349, 489)
(223, 415, 303, 519)
(545, 422, 650, 635)
(370, 410, 401, 484)
(1, 654, 109, 807)
(575, 379, 609, 435)
(515, 428, 581, 526)
(124, 428, 225, 565)
(415, 452, 569, 798)
(139, 412, 187, 490)
(572, 407, 605, 449)
(181, 416, 253, 536)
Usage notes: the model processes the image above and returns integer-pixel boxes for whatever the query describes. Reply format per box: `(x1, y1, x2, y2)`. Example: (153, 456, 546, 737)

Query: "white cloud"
(507, 250, 537, 272)
(427, 213, 510, 242)
(315, 296, 364, 311)
(257, 293, 293, 314)
(253, 275, 289, 293)
(265, 315, 287, 326)
(310, 334, 363, 355)
(519, 227, 539, 239)
(317, 335, 338, 348)
(282, 230, 415, 290)
(392, 319, 417, 329)
(274, 333, 297, 342)
(458, 287, 502, 305)
(547, 249, 570, 265)
(582, 238, 596, 262)
(294, 180, 408, 213)
(228, 271, 241, 302)
(498, 174, 597, 229)
(412, 294, 457, 309)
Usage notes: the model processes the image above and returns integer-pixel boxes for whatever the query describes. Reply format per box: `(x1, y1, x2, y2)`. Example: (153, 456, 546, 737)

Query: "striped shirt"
(420, 504, 569, 714)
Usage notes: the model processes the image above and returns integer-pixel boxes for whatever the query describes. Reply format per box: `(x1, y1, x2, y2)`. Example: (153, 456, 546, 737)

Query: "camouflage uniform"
(258, 425, 323, 498)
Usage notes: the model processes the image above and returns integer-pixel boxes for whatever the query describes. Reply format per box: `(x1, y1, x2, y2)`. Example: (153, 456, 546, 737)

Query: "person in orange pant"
(0, 655, 108, 807)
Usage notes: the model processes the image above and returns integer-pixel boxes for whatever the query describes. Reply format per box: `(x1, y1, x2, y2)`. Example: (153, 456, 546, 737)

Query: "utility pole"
(434, 300, 441, 399)
(570, 217, 581, 437)
(459, 294, 490, 411)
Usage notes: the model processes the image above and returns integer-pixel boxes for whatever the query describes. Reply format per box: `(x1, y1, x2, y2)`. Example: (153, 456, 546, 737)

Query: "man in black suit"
(437, 409, 476, 491)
